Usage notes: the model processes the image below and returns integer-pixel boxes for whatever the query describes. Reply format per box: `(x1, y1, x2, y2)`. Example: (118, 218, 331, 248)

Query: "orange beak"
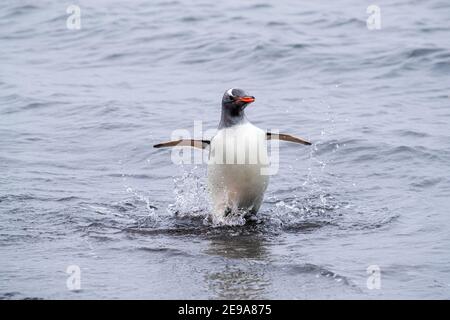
(238, 96, 255, 104)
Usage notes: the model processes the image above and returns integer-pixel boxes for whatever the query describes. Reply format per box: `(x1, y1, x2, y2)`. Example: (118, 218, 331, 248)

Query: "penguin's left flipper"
(266, 132, 311, 146)
(153, 139, 210, 149)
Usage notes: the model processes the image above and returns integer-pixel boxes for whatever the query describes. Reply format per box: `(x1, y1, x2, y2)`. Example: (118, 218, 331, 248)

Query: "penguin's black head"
(221, 88, 255, 117)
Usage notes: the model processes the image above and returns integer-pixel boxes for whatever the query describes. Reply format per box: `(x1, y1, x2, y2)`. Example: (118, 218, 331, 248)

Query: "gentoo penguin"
(154, 88, 311, 223)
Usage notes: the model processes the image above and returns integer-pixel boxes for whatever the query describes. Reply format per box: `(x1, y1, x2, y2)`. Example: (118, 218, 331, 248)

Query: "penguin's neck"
(219, 108, 248, 129)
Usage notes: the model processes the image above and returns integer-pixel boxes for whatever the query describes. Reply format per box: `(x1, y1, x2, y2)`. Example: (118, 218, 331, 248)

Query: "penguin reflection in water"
(154, 88, 311, 223)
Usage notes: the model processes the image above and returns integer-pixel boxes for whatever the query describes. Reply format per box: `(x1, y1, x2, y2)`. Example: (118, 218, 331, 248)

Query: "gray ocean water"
(1, 0, 450, 299)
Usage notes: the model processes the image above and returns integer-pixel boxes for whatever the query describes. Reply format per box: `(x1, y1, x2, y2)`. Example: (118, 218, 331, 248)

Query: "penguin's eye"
(229, 96, 234, 101)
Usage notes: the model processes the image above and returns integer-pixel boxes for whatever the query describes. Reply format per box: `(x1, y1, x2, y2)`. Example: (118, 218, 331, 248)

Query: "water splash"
(168, 165, 211, 220)
(124, 187, 158, 228)
(168, 165, 249, 227)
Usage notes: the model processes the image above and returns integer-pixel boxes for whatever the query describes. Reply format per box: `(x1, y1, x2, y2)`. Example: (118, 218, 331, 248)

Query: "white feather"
(207, 122, 270, 220)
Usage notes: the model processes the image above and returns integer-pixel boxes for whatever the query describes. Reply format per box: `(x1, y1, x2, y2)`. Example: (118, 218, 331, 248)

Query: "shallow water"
(1, 0, 450, 299)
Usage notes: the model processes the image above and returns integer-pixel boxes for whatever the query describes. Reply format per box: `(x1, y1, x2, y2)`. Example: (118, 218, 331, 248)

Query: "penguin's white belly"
(207, 123, 269, 217)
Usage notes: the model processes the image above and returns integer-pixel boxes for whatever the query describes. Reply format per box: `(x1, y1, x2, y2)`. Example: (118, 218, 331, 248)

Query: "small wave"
(327, 17, 364, 28)
(312, 139, 367, 157)
(266, 21, 287, 27)
(102, 52, 127, 61)
(393, 129, 429, 138)
(432, 61, 450, 74)
(383, 145, 440, 161)
(248, 3, 272, 9)
(2, 100, 60, 115)
(410, 177, 443, 189)
(284, 263, 351, 286)
(286, 43, 309, 50)
(0, 194, 50, 202)
(180, 16, 202, 23)
(407, 48, 443, 58)
(1, 4, 39, 19)
(0, 292, 21, 300)
(56, 196, 83, 202)
(136, 246, 193, 258)
(125, 225, 209, 237)
(108, 173, 155, 179)
(0, 292, 42, 300)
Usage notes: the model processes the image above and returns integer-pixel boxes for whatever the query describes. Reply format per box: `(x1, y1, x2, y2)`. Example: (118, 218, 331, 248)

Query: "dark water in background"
(1, 0, 450, 299)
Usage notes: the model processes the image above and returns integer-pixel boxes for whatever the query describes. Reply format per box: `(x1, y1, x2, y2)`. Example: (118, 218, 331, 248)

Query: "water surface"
(1, 0, 450, 299)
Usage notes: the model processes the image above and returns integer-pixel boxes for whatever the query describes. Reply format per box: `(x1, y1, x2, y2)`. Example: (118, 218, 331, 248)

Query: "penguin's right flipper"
(266, 132, 311, 145)
(153, 139, 210, 149)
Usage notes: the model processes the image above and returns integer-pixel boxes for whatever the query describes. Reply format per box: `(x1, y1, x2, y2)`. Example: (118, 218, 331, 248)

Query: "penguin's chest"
(207, 123, 269, 213)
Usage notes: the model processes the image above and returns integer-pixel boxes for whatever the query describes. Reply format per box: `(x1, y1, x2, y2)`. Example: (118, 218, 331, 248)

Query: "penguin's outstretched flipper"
(153, 139, 210, 149)
(266, 132, 311, 146)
